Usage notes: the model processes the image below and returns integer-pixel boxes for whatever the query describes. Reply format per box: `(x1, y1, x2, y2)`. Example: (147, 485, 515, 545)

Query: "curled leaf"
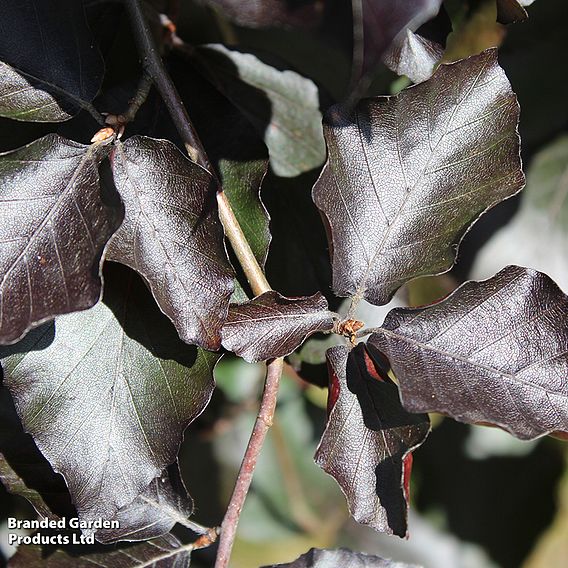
(221, 291, 336, 363)
(315, 344, 430, 537)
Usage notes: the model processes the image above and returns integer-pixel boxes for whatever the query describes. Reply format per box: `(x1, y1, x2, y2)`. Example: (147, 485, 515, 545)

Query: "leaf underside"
(107, 135, 234, 351)
(96, 462, 193, 544)
(0, 264, 217, 531)
(371, 265, 568, 441)
(0, 0, 104, 121)
(315, 344, 430, 537)
(221, 291, 336, 363)
(263, 547, 421, 567)
(0, 134, 121, 345)
(313, 48, 524, 306)
(354, 0, 443, 80)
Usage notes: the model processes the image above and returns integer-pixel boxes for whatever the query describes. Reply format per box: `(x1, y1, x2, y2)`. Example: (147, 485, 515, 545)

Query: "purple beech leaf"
(0, 0, 104, 122)
(263, 547, 420, 567)
(353, 0, 443, 82)
(0, 264, 218, 533)
(221, 291, 336, 363)
(382, 29, 444, 84)
(8, 532, 191, 567)
(199, 0, 323, 29)
(315, 344, 430, 537)
(313, 48, 524, 306)
(369, 265, 568, 441)
(107, 135, 234, 351)
(0, 134, 121, 345)
(96, 462, 193, 544)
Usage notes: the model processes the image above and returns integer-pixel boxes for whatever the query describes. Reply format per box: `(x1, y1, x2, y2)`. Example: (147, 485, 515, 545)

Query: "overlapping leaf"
(370, 265, 568, 441)
(221, 291, 336, 363)
(264, 547, 420, 567)
(107, 136, 234, 350)
(193, 45, 326, 177)
(382, 30, 444, 84)
(0, 134, 121, 345)
(96, 462, 193, 544)
(352, 0, 443, 82)
(8, 532, 191, 568)
(0, 0, 104, 121)
(0, 264, 218, 530)
(313, 49, 524, 306)
(315, 344, 430, 537)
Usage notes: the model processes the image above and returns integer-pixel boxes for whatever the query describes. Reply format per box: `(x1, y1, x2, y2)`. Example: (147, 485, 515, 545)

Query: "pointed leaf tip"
(315, 344, 429, 537)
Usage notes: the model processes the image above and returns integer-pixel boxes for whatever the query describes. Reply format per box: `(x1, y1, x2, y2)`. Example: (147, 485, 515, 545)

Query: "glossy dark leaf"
(0, 0, 104, 122)
(8, 532, 191, 567)
(382, 30, 444, 83)
(496, 0, 530, 24)
(353, 0, 443, 81)
(263, 547, 420, 567)
(221, 291, 336, 363)
(193, 45, 326, 177)
(315, 344, 430, 537)
(107, 136, 234, 350)
(313, 49, 524, 306)
(96, 463, 193, 544)
(370, 265, 568, 441)
(200, 0, 322, 29)
(0, 134, 121, 345)
(0, 386, 75, 520)
(0, 264, 218, 530)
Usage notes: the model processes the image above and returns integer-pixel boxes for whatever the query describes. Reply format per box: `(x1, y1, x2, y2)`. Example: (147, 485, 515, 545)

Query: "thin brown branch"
(124, 4, 282, 567)
(214, 358, 284, 568)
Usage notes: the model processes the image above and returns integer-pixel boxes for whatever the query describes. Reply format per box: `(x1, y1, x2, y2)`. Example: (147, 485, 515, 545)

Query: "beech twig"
(124, 3, 282, 565)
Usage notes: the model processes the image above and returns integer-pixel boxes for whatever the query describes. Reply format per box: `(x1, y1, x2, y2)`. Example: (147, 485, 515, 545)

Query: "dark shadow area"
(102, 263, 199, 367)
(414, 419, 564, 568)
(0, 385, 76, 521)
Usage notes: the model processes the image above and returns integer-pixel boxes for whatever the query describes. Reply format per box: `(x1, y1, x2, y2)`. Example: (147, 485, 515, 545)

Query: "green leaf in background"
(472, 134, 568, 291)
(193, 44, 326, 177)
(0, 263, 218, 537)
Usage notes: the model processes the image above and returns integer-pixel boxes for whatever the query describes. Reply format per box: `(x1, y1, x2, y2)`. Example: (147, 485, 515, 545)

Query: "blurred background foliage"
(2, 0, 568, 567)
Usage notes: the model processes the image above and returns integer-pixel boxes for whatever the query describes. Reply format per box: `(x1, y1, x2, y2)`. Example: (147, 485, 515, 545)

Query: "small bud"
(90, 127, 115, 143)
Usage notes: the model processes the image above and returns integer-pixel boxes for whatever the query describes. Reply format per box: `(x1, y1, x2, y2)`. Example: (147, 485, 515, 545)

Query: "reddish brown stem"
(124, 3, 283, 566)
(214, 358, 283, 568)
